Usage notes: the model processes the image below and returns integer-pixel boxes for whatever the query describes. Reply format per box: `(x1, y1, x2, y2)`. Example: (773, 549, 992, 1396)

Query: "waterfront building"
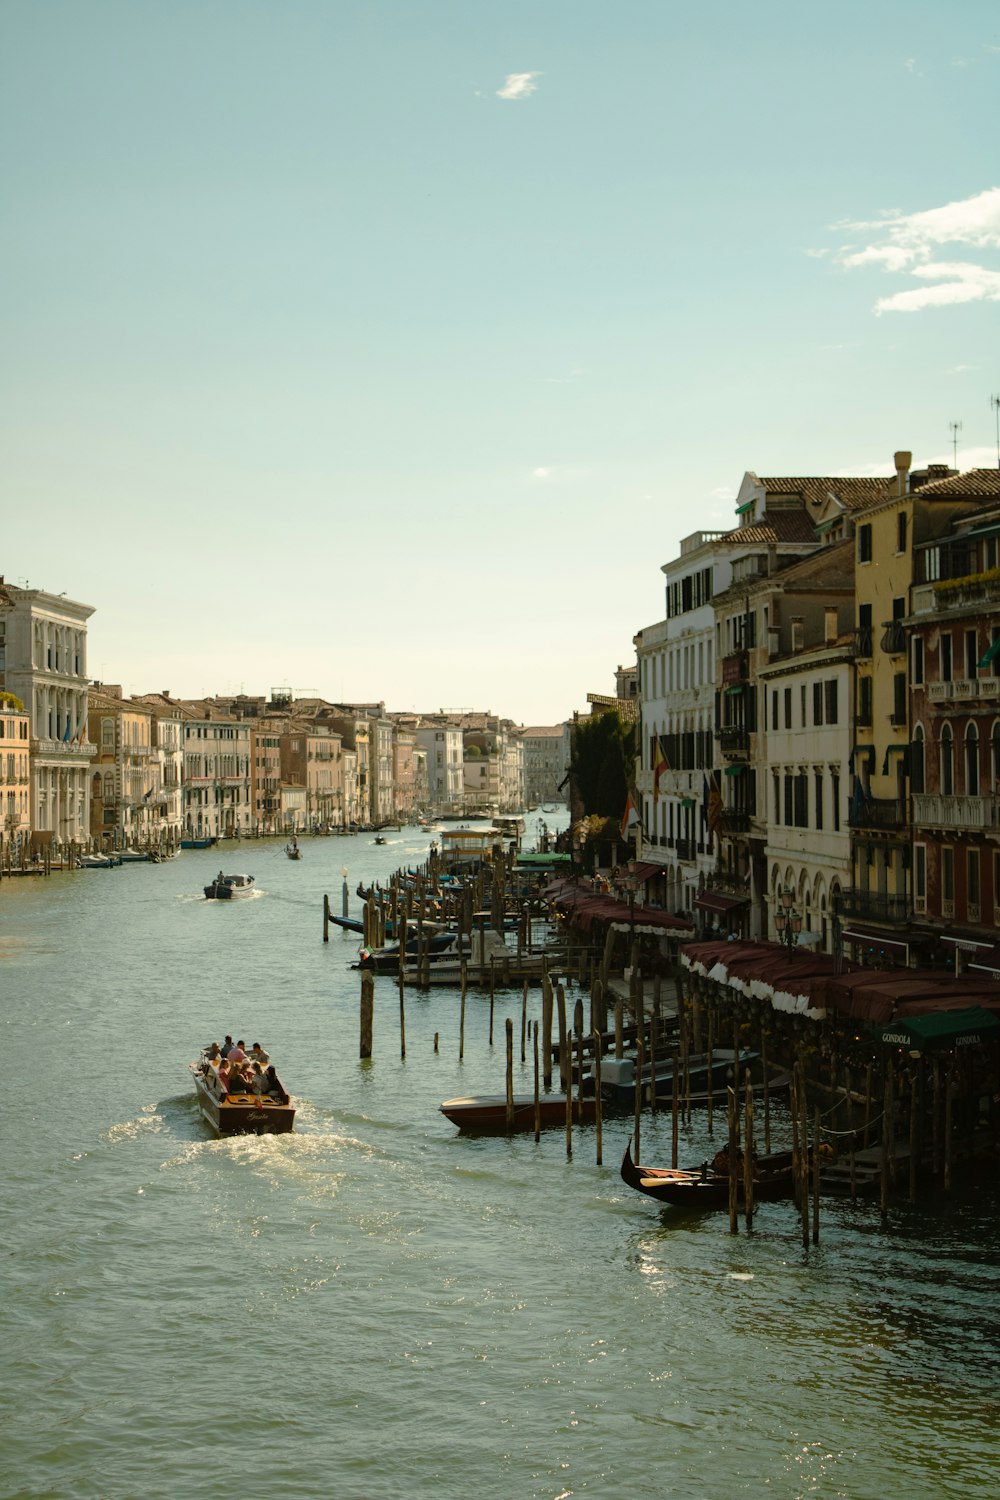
(87, 685, 158, 848)
(757, 619, 854, 953)
(412, 717, 464, 814)
(279, 722, 344, 830)
(516, 724, 571, 807)
(280, 781, 307, 833)
(907, 471, 1000, 950)
(843, 454, 979, 958)
(0, 578, 96, 851)
(322, 710, 372, 824)
(392, 724, 427, 821)
(0, 689, 31, 860)
(251, 729, 283, 834)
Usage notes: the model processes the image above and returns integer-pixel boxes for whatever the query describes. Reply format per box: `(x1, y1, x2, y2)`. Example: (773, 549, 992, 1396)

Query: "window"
(857, 676, 873, 726)
(772, 770, 780, 823)
(912, 636, 924, 685)
(824, 680, 838, 724)
(784, 688, 792, 730)
(942, 847, 955, 904)
(858, 603, 873, 656)
(914, 843, 926, 905)
(941, 633, 953, 682)
(828, 773, 838, 831)
(858, 524, 873, 563)
(965, 630, 978, 680)
(813, 682, 823, 726)
(892, 673, 907, 725)
(772, 690, 778, 731)
(800, 685, 807, 726)
(911, 725, 925, 794)
(941, 725, 954, 796)
(814, 770, 824, 830)
(783, 773, 793, 825)
(965, 724, 979, 796)
(794, 772, 808, 828)
(897, 512, 908, 553)
(968, 848, 981, 909)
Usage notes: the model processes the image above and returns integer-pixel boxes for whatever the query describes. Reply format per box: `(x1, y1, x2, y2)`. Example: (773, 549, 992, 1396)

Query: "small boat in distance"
(373, 835, 387, 845)
(204, 872, 256, 900)
(190, 1050, 295, 1135)
(78, 852, 123, 868)
(181, 836, 218, 849)
(285, 838, 302, 860)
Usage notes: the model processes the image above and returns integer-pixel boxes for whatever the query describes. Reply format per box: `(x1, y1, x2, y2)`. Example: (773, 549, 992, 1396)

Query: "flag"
(652, 737, 668, 804)
(143, 787, 153, 802)
(620, 792, 640, 840)
(62, 717, 71, 743)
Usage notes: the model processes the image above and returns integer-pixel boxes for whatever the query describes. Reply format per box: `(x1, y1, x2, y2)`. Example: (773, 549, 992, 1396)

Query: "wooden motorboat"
(620, 1137, 796, 1208)
(440, 1092, 597, 1134)
(78, 852, 123, 868)
(190, 1055, 295, 1135)
(204, 872, 256, 900)
(590, 1048, 789, 1106)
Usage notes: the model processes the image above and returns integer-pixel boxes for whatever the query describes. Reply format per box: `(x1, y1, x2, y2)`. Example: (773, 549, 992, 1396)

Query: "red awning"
(693, 890, 749, 916)
(631, 861, 665, 884)
(841, 928, 911, 955)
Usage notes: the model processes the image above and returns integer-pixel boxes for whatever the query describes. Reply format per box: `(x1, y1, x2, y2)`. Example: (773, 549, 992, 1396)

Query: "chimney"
(825, 607, 838, 644)
(162, 690, 171, 699)
(894, 450, 912, 496)
(791, 617, 804, 652)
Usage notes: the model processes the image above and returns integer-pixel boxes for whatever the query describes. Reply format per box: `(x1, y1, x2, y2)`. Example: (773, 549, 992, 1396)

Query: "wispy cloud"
(836, 186, 1000, 313)
(497, 72, 541, 101)
(531, 466, 551, 479)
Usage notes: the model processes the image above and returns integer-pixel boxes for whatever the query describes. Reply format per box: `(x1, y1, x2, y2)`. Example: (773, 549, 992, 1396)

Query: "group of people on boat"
(200, 1037, 274, 1099)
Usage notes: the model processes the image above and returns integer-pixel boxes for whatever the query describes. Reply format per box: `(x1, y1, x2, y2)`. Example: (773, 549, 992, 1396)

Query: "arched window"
(910, 724, 925, 795)
(964, 723, 979, 797)
(940, 724, 954, 797)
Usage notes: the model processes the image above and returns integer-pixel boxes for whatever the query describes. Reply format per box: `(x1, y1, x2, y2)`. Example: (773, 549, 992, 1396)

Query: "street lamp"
(774, 886, 802, 951)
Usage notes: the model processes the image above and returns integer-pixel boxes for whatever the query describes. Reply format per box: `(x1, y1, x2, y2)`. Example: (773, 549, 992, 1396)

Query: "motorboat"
(190, 1051, 294, 1135)
(204, 872, 256, 900)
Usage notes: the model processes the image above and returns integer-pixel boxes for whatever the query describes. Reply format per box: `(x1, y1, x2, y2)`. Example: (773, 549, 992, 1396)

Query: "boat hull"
(620, 1139, 795, 1207)
(192, 1071, 295, 1135)
(440, 1093, 597, 1134)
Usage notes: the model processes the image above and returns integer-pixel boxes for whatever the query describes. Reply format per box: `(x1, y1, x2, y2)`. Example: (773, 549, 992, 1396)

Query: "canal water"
(2, 813, 997, 1500)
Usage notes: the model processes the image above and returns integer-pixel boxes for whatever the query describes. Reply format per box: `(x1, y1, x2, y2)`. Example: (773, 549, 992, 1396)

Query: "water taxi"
(204, 872, 256, 900)
(190, 1052, 295, 1135)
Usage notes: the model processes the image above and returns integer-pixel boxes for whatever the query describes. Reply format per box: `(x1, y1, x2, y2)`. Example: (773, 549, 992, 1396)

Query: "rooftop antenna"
(992, 395, 1000, 470)
(949, 420, 962, 469)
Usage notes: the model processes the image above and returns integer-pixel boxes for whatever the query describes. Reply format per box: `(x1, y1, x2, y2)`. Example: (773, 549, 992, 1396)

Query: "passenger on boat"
(217, 1061, 231, 1092)
(221, 1035, 234, 1056)
(227, 1040, 247, 1063)
(250, 1062, 268, 1098)
(206, 1042, 223, 1063)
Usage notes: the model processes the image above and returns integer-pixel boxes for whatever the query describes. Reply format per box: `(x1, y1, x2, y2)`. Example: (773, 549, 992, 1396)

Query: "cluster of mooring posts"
(323, 843, 999, 1236)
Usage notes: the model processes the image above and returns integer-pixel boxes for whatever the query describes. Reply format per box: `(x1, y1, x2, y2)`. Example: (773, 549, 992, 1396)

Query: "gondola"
(619, 1137, 797, 1208)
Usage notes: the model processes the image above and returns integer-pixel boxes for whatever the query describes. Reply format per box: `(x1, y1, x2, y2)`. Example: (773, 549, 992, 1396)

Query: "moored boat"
(190, 1052, 295, 1135)
(181, 836, 218, 849)
(440, 1092, 597, 1134)
(204, 871, 256, 900)
(620, 1137, 797, 1207)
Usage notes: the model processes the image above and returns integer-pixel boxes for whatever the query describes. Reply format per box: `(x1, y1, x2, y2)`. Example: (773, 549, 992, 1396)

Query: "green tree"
(570, 711, 633, 818)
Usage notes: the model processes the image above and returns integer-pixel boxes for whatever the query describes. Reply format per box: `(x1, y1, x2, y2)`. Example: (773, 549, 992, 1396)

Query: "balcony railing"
(716, 725, 749, 753)
(675, 839, 697, 862)
(837, 890, 910, 923)
(848, 795, 907, 830)
(720, 809, 752, 833)
(911, 793, 1000, 831)
(855, 626, 873, 658)
(881, 621, 906, 654)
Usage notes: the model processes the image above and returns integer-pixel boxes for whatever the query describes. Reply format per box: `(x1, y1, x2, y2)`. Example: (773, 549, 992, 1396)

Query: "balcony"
(720, 809, 751, 834)
(848, 795, 907, 830)
(837, 890, 910, 924)
(911, 793, 1000, 831)
(716, 725, 749, 754)
(675, 839, 697, 862)
(880, 621, 906, 654)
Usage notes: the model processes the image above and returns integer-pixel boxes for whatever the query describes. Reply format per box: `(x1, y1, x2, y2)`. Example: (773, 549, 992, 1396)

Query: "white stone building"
(0, 581, 97, 849)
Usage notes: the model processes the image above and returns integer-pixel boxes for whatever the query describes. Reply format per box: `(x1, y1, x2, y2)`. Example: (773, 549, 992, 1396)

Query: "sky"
(2, 1, 998, 725)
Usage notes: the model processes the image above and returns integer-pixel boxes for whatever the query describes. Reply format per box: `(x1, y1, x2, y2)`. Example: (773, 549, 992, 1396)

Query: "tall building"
(0, 578, 96, 849)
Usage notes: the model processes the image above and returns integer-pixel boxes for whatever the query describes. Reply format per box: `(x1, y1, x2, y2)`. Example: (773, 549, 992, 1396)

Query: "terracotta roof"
(586, 694, 640, 723)
(912, 468, 1000, 500)
(752, 476, 890, 512)
(724, 510, 819, 545)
